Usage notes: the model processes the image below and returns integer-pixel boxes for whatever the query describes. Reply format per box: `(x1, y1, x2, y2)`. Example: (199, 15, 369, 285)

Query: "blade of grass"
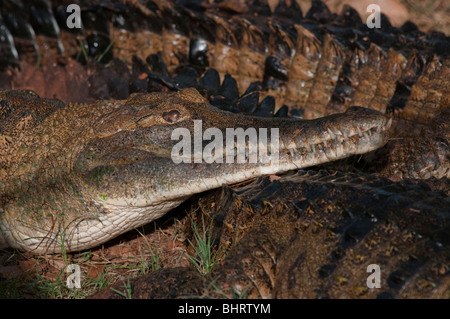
(187, 214, 220, 275)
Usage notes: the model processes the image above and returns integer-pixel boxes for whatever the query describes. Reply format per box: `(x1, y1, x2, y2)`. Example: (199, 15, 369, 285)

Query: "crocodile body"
(91, 170, 450, 298)
(0, 0, 448, 116)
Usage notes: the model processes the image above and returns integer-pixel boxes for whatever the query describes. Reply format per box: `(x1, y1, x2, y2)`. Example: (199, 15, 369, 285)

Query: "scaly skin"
(98, 170, 449, 299)
(0, 88, 390, 253)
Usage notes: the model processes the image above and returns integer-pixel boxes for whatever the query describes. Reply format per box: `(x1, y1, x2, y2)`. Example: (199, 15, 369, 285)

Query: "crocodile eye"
(162, 110, 180, 123)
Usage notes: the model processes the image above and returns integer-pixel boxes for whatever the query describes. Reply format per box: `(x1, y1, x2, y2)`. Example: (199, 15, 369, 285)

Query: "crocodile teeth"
(376, 125, 381, 134)
(323, 140, 328, 148)
(343, 131, 349, 141)
(327, 128, 335, 139)
(357, 126, 363, 137)
(363, 132, 370, 141)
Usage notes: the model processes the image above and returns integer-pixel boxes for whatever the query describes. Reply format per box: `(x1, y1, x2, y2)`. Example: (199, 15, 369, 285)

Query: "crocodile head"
(71, 88, 391, 251)
(0, 88, 391, 253)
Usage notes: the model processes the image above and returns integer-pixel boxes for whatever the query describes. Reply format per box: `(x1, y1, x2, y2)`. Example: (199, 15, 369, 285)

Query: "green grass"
(134, 225, 162, 274)
(110, 278, 132, 299)
(76, 39, 114, 64)
(186, 215, 221, 275)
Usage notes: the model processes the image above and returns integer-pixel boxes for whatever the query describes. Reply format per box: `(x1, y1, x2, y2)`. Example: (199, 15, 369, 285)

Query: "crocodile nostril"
(163, 110, 180, 122)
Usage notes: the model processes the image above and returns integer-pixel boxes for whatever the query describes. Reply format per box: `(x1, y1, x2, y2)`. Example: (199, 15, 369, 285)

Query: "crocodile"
(0, 88, 391, 253)
(1, 0, 449, 115)
(91, 170, 450, 299)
